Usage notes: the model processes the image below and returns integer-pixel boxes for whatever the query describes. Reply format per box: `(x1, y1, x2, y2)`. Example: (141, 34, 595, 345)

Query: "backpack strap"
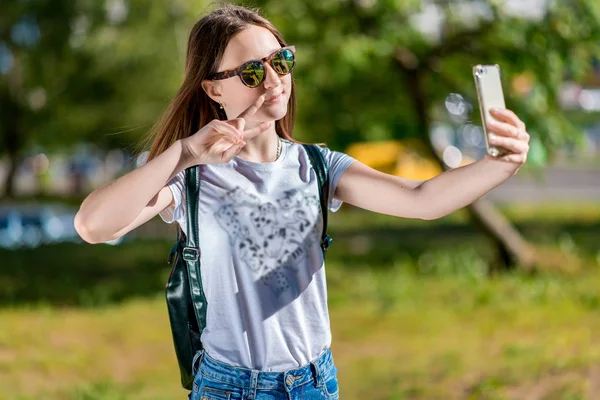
(302, 144, 333, 253)
(182, 166, 207, 333)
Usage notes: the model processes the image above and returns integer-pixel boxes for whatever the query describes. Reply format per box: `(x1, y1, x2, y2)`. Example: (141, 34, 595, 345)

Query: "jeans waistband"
(193, 347, 336, 392)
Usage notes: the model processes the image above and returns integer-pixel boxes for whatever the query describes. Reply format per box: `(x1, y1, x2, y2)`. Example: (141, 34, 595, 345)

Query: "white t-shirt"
(159, 138, 355, 371)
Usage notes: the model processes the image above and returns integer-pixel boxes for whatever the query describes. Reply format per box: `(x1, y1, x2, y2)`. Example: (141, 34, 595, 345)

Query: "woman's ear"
(201, 80, 222, 104)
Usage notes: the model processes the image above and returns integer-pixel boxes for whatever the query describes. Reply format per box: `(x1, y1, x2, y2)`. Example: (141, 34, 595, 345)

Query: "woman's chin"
(261, 105, 288, 120)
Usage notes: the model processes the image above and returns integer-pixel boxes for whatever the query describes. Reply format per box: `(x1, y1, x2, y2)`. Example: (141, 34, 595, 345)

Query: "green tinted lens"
(241, 61, 264, 87)
(272, 49, 295, 74)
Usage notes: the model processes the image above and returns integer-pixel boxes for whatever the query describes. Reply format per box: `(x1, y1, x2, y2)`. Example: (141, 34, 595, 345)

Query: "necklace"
(276, 135, 281, 160)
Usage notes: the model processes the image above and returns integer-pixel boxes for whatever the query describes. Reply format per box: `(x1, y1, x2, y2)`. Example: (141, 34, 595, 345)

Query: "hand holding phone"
(473, 64, 510, 157)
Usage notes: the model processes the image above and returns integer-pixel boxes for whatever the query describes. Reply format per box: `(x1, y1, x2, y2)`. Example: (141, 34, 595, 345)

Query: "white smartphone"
(473, 64, 509, 157)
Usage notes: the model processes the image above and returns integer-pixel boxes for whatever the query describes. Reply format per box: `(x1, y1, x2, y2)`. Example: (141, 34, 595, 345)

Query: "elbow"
(414, 196, 446, 221)
(419, 211, 441, 221)
(411, 188, 443, 220)
(74, 211, 105, 244)
(418, 203, 451, 220)
(419, 206, 456, 221)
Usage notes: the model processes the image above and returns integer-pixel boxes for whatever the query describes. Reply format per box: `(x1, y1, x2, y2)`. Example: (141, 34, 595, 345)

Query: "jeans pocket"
(199, 386, 231, 400)
(198, 375, 243, 400)
(188, 379, 200, 400)
(321, 375, 339, 398)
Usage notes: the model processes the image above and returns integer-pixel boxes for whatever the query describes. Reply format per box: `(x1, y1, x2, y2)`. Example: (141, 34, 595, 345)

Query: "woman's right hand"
(181, 94, 271, 166)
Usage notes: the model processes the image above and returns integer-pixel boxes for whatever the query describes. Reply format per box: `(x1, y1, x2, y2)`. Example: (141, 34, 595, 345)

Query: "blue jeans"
(188, 347, 340, 400)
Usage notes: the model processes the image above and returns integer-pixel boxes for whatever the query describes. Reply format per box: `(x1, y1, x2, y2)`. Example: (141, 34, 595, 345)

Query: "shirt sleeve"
(159, 169, 187, 231)
(317, 146, 356, 212)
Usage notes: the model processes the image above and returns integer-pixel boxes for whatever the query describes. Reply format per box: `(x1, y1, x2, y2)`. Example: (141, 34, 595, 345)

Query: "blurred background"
(1, 0, 600, 399)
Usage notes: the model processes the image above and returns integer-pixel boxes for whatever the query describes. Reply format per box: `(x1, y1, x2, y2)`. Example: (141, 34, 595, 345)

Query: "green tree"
(0, 0, 187, 197)
(253, 0, 600, 269)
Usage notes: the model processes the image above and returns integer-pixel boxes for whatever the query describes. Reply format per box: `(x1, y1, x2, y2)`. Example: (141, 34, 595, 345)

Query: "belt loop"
(247, 369, 259, 399)
(310, 360, 323, 388)
(192, 349, 205, 377)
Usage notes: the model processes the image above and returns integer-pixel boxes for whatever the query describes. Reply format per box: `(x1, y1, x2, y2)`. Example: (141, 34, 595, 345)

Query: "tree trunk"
(465, 200, 536, 271)
(1, 104, 23, 199)
(396, 55, 536, 271)
(1, 50, 24, 199)
(2, 150, 19, 199)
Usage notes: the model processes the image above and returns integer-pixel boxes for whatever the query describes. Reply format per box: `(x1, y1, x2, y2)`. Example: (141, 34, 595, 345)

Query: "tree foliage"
(2, 0, 600, 163)
(254, 0, 600, 158)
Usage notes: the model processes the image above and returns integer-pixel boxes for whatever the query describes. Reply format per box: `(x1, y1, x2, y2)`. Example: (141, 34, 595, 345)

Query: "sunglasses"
(210, 46, 296, 88)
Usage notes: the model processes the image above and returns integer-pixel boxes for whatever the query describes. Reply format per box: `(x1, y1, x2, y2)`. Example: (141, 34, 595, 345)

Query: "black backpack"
(165, 144, 332, 390)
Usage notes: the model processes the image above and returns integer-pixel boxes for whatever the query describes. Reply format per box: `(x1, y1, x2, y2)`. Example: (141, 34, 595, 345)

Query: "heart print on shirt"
(214, 187, 322, 297)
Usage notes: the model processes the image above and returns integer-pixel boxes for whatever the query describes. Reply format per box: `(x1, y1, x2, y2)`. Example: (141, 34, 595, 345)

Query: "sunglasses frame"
(210, 45, 296, 88)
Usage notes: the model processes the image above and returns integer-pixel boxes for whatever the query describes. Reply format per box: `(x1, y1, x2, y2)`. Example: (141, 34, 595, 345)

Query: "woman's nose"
(262, 62, 282, 89)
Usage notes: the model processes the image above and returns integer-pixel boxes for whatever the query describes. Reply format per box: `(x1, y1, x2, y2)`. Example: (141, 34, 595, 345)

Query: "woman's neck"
(235, 126, 279, 163)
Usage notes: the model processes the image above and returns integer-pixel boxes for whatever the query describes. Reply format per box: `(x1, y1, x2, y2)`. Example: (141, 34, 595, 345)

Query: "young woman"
(74, 3, 530, 399)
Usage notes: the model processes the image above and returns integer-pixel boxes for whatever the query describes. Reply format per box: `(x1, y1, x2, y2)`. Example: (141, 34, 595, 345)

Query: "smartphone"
(473, 64, 509, 157)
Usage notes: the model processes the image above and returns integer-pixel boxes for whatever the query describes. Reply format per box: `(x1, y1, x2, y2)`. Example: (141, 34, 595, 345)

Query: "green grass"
(327, 263, 600, 399)
(3, 265, 600, 399)
(1, 206, 599, 399)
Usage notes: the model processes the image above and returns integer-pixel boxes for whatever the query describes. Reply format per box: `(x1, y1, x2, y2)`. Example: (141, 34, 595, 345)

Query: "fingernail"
(489, 133, 496, 141)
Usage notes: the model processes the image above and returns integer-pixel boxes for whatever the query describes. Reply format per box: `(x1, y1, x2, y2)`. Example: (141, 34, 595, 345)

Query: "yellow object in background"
(346, 140, 443, 181)
(346, 139, 477, 181)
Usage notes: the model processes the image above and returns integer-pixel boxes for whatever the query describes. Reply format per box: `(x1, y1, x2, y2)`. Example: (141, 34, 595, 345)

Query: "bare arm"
(74, 96, 273, 244)
(74, 139, 191, 244)
(336, 156, 518, 220)
(335, 108, 530, 220)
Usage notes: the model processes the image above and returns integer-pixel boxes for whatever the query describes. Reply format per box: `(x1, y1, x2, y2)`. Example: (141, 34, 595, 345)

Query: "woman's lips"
(264, 93, 282, 103)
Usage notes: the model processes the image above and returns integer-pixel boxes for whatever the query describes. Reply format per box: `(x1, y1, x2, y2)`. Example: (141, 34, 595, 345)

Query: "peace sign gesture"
(181, 95, 271, 166)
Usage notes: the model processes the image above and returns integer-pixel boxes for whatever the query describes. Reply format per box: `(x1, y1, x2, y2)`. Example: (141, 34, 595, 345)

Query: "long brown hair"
(139, 2, 317, 167)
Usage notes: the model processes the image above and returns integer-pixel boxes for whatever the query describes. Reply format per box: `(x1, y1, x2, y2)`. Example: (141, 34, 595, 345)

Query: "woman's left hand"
(485, 108, 530, 168)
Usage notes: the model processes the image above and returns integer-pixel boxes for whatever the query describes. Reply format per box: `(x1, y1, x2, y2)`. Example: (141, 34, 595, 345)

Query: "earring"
(219, 102, 224, 109)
